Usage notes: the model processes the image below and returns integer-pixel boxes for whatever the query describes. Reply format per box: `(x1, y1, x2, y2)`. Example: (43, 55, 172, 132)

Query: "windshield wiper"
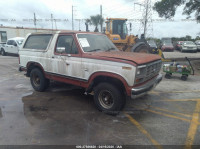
(105, 48, 116, 52)
(89, 49, 102, 52)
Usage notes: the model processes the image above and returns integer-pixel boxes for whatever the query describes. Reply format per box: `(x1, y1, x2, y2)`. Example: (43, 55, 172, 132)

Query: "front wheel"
(181, 75, 187, 81)
(1, 49, 6, 56)
(165, 73, 172, 79)
(94, 83, 125, 115)
(30, 68, 49, 92)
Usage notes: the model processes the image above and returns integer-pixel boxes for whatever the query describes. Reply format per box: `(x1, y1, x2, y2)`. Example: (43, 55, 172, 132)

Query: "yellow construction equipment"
(105, 18, 150, 53)
(105, 18, 168, 61)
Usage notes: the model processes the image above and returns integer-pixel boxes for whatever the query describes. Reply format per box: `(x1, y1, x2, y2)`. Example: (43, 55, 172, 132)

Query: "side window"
(12, 41, 17, 46)
(24, 34, 52, 50)
(7, 40, 12, 45)
(107, 22, 110, 32)
(56, 35, 78, 54)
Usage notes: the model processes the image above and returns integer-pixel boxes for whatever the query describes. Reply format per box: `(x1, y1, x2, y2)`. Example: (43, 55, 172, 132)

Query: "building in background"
(0, 26, 64, 42)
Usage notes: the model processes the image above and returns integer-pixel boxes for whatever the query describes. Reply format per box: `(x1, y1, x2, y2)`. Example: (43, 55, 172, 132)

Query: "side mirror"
(14, 43, 17, 47)
(56, 47, 65, 54)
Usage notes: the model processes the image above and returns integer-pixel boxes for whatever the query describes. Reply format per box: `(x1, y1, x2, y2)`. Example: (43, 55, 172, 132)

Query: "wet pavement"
(0, 56, 200, 148)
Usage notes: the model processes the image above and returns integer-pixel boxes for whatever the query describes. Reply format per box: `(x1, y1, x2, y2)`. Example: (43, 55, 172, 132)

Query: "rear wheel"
(30, 68, 49, 92)
(131, 44, 149, 53)
(1, 49, 6, 56)
(94, 82, 125, 115)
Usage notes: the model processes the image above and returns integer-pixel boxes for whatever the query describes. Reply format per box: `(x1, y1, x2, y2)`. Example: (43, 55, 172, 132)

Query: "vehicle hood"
(87, 51, 161, 65)
(162, 45, 174, 49)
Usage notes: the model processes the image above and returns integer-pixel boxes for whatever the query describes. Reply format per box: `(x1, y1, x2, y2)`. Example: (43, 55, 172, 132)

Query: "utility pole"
(100, 5, 103, 32)
(72, 5, 74, 30)
(33, 13, 37, 31)
(135, 0, 153, 38)
(143, 2, 148, 37)
(54, 19, 57, 30)
(51, 14, 53, 31)
(142, 0, 153, 38)
(78, 19, 81, 31)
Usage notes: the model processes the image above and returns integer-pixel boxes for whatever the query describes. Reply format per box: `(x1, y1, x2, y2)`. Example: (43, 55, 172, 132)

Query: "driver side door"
(51, 34, 83, 80)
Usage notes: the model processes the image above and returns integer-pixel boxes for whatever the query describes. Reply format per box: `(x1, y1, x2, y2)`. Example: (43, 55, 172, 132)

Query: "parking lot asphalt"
(163, 50, 200, 60)
(0, 56, 200, 148)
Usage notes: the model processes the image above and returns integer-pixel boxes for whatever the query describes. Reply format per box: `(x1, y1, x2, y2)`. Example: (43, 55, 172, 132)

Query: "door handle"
(66, 62, 70, 65)
(84, 68, 88, 71)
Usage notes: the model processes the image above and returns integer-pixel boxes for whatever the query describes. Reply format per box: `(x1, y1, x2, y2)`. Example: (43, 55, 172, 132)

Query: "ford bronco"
(19, 31, 162, 114)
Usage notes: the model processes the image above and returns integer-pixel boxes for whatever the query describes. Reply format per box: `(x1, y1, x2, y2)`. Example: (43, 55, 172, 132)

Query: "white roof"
(8, 37, 24, 41)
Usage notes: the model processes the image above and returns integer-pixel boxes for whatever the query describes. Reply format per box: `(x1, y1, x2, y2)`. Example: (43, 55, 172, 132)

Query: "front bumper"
(131, 74, 162, 99)
(182, 48, 197, 52)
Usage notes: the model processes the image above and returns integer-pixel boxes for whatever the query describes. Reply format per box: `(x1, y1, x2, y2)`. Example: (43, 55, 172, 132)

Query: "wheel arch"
(26, 62, 45, 77)
(86, 72, 131, 96)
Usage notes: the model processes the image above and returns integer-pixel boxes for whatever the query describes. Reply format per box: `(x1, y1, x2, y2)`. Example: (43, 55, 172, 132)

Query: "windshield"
(16, 39, 24, 45)
(77, 34, 118, 52)
(112, 20, 127, 39)
(148, 40, 156, 44)
(162, 39, 172, 46)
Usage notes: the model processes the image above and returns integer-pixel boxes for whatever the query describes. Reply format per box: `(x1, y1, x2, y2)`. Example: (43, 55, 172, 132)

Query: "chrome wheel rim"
(98, 90, 114, 109)
(32, 73, 40, 87)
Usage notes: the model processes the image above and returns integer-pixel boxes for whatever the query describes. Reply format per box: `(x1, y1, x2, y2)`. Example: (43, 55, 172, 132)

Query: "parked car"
(175, 41, 183, 50)
(147, 40, 158, 54)
(0, 37, 24, 56)
(19, 31, 162, 114)
(161, 40, 174, 52)
(195, 40, 200, 51)
(180, 41, 197, 53)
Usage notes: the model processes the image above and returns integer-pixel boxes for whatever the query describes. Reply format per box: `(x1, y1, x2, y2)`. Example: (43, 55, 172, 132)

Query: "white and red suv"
(19, 31, 162, 114)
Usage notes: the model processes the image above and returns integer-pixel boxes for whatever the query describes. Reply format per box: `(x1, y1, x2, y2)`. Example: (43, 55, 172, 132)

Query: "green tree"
(185, 35, 192, 40)
(195, 36, 200, 40)
(153, 0, 200, 22)
(89, 14, 104, 32)
(85, 19, 91, 32)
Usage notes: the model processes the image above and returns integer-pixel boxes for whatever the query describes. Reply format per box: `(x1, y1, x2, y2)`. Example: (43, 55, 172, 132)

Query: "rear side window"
(24, 34, 52, 50)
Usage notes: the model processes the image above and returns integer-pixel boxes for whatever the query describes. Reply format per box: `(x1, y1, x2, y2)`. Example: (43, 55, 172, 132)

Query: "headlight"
(136, 69, 141, 75)
(136, 65, 146, 76)
(135, 65, 147, 84)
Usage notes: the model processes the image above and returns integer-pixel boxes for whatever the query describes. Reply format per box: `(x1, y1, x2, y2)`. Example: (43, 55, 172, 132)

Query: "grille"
(144, 60, 162, 82)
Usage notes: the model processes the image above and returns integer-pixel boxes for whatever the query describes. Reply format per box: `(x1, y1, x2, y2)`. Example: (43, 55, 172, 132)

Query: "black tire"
(132, 44, 149, 53)
(30, 68, 49, 92)
(180, 48, 183, 53)
(1, 49, 6, 56)
(165, 73, 171, 79)
(94, 82, 125, 115)
(181, 75, 187, 81)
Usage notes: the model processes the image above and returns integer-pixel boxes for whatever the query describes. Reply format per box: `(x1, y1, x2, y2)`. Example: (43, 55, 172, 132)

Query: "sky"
(0, 0, 199, 39)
